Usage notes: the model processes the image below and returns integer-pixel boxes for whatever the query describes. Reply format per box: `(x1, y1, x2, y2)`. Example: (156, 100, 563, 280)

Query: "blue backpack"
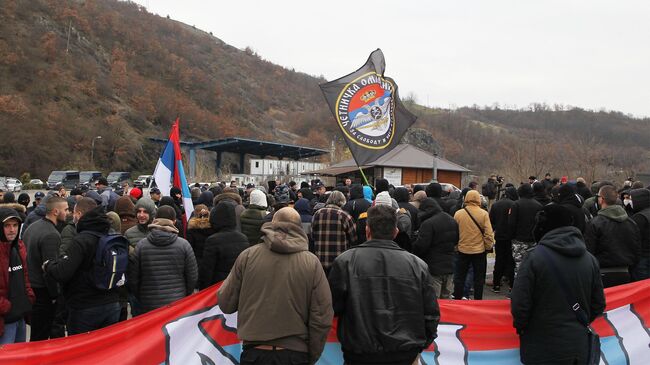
(89, 233, 129, 290)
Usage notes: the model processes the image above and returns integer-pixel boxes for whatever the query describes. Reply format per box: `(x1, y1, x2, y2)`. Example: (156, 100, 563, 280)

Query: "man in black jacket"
(511, 204, 605, 364)
(508, 183, 543, 277)
(557, 184, 587, 233)
(22, 196, 67, 341)
(393, 187, 419, 231)
(630, 188, 650, 281)
(412, 198, 458, 299)
(489, 186, 518, 293)
(44, 198, 120, 335)
(329, 205, 439, 365)
(585, 185, 641, 287)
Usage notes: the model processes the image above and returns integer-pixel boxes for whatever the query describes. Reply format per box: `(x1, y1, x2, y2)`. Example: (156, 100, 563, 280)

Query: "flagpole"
(358, 165, 372, 188)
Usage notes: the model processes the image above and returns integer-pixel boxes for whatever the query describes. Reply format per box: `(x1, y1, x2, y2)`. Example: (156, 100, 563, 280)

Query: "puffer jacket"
(128, 220, 198, 313)
(454, 190, 494, 254)
(511, 226, 605, 364)
(199, 202, 249, 289)
(218, 221, 333, 363)
(186, 216, 215, 263)
(584, 205, 641, 268)
(240, 205, 267, 245)
(412, 198, 459, 275)
(328, 239, 440, 364)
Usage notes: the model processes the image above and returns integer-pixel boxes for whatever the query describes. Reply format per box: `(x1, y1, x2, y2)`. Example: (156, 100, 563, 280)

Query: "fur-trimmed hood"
(188, 216, 211, 230)
(0, 203, 26, 214)
(214, 192, 242, 206)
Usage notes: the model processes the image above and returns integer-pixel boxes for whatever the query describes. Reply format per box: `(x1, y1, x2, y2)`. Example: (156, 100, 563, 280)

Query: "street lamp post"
(91, 136, 102, 167)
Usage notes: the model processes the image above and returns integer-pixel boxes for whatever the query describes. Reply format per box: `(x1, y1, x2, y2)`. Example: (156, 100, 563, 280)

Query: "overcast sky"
(133, 0, 650, 117)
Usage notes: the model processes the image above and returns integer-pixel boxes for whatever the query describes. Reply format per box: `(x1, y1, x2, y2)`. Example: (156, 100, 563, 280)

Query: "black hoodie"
(45, 206, 118, 309)
(557, 184, 587, 233)
(394, 187, 420, 231)
(199, 202, 249, 289)
(508, 184, 543, 242)
(631, 188, 650, 258)
(511, 226, 605, 364)
(412, 198, 459, 275)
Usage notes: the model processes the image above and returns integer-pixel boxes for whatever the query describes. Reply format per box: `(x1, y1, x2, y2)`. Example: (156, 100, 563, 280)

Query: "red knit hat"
(129, 187, 143, 200)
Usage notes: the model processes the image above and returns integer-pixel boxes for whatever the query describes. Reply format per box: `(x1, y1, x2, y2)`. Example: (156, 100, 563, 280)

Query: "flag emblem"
(337, 73, 396, 149)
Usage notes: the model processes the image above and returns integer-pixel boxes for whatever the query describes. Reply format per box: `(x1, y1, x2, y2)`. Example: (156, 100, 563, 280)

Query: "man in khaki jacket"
(217, 207, 333, 365)
(453, 190, 495, 300)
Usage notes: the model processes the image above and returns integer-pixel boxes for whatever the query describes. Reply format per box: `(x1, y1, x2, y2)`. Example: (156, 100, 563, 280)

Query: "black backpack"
(88, 233, 129, 290)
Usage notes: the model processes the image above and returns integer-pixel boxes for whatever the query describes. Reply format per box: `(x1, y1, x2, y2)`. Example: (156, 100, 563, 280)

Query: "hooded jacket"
(128, 219, 198, 313)
(511, 226, 605, 364)
(454, 190, 494, 254)
(328, 238, 439, 364)
(186, 215, 215, 263)
(214, 192, 244, 231)
(196, 191, 214, 208)
(124, 197, 156, 250)
(362, 186, 374, 204)
(198, 203, 249, 289)
(508, 184, 543, 242)
(218, 221, 333, 363)
(412, 198, 459, 275)
(489, 187, 517, 241)
(630, 188, 650, 258)
(45, 206, 119, 309)
(557, 184, 587, 233)
(114, 196, 137, 234)
(0, 208, 35, 336)
(584, 205, 641, 268)
(394, 187, 419, 231)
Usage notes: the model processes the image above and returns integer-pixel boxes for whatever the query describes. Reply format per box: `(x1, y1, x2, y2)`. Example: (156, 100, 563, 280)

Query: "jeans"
(67, 302, 120, 335)
(453, 252, 487, 300)
(493, 239, 515, 288)
(240, 348, 309, 365)
(0, 319, 26, 344)
(30, 287, 57, 341)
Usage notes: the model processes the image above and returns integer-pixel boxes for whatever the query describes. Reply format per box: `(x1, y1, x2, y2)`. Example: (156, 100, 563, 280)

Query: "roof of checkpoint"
(149, 137, 330, 160)
(305, 144, 471, 176)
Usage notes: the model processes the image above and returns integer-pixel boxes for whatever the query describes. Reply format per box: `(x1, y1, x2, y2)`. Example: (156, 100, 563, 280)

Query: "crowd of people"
(0, 173, 648, 364)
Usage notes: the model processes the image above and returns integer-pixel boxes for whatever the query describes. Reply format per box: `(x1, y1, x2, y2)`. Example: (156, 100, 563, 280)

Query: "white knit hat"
(250, 189, 268, 208)
(375, 191, 397, 209)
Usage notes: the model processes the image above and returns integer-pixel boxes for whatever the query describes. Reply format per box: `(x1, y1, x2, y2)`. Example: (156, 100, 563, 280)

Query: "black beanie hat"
(533, 204, 574, 242)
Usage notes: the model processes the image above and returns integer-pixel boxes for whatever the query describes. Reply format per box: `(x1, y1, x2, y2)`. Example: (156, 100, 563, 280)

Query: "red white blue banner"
(1, 280, 648, 364)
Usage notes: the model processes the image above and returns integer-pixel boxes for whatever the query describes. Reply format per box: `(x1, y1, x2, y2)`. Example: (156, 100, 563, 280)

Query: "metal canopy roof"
(149, 137, 329, 160)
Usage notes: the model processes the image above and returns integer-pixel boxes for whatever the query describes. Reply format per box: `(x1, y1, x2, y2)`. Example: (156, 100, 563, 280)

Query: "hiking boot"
(491, 286, 501, 293)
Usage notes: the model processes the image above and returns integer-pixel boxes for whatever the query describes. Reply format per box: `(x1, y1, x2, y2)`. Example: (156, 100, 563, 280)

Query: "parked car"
(29, 179, 44, 188)
(79, 171, 103, 189)
(134, 175, 154, 189)
(6, 178, 22, 192)
(107, 172, 131, 189)
(46, 170, 80, 190)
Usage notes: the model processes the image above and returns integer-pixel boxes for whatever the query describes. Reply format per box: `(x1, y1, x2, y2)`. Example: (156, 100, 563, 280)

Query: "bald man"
(218, 207, 333, 365)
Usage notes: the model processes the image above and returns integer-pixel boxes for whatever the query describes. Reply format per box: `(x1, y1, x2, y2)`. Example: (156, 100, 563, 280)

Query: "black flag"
(320, 49, 417, 166)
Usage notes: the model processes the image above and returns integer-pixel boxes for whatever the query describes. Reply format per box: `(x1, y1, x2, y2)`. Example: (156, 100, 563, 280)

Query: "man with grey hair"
(585, 184, 641, 287)
(311, 190, 356, 275)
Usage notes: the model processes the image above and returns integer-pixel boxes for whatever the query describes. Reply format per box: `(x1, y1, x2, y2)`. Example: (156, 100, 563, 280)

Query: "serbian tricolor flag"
(152, 118, 193, 223)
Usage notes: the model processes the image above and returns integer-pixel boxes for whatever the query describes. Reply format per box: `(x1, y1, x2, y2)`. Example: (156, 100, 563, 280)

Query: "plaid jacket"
(312, 205, 356, 271)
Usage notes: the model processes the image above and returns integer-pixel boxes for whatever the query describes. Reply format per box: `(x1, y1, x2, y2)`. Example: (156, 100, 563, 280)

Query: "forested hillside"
(0, 0, 648, 183)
